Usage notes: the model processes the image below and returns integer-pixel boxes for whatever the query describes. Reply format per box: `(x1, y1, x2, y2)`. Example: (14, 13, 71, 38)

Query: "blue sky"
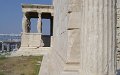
(0, 0, 52, 34)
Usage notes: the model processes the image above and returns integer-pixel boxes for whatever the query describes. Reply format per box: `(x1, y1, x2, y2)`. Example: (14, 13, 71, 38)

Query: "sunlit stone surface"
(39, 0, 116, 75)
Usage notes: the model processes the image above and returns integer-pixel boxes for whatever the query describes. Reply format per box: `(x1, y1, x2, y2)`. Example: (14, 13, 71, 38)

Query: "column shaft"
(79, 0, 116, 75)
(15, 44, 17, 49)
(7, 44, 9, 51)
(2, 43, 4, 51)
(37, 13, 42, 33)
(22, 12, 28, 33)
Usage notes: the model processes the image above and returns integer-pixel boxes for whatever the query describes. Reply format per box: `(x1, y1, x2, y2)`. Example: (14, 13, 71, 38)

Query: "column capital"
(23, 12, 27, 14)
(37, 12, 42, 14)
(38, 12, 42, 17)
(51, 13, 54, 16)
(22, 12, 27, 18)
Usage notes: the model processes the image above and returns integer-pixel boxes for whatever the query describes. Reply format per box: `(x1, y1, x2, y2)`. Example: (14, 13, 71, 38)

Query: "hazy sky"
(0, 0, 52, 35)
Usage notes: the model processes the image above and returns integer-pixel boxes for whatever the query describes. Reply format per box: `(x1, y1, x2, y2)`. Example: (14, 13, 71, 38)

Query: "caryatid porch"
(21, 4, 54, 48)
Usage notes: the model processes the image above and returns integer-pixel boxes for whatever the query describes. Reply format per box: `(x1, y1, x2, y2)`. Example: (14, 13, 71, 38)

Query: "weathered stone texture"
(40, 0, 80, 75)
(116, 0, 120, 72)
(79, 0, 116, 75)
(21, 33, 43, 47)
(40, 0, 116, 75)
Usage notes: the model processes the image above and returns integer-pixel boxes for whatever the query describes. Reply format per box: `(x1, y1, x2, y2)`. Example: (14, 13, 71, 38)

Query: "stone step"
(64, 63, 79, 72)
(10, 47, 51, 57)
(61, 71, 79, 75)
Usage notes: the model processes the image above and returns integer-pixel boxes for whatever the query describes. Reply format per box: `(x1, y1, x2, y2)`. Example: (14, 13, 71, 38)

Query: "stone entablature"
(22, 4, 54, 16)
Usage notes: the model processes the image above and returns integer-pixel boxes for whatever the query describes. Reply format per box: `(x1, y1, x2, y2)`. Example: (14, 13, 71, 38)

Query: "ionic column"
(22, 12, 28, 33)
(15, 44, 18, 50)
(37, 13, 42, 33)
(2, 43, 4, 51)
(7, 44, 9, 51)
(79, 0, 116, 75)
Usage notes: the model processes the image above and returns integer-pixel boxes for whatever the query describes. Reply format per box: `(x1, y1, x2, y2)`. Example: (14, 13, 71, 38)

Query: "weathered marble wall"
(40, 0, 116, 75)
(53, 0, 81, 63)
(53, 0, 69, 61)
(21, 33, 43, 47)
(40, 0, 81, 75)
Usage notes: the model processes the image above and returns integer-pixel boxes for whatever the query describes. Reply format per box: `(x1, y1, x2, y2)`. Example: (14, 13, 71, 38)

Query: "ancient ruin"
(0, 34, 21, 52)
(11, 0, 120, 75)
(11, 4, 54, 56)
(21, 4, 54, 47)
